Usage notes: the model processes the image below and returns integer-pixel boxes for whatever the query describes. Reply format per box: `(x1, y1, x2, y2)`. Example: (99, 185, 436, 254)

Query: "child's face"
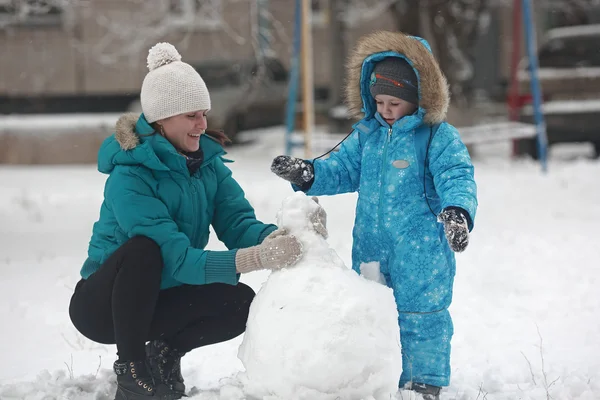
(375, 94, 418, 125)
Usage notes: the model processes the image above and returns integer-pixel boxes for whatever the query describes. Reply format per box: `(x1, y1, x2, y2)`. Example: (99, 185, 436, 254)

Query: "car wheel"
(593, 142, 600, 159)
(223, 114, 244, 144)
(514, 138, 539, 160)
(127, 99, 142, 113)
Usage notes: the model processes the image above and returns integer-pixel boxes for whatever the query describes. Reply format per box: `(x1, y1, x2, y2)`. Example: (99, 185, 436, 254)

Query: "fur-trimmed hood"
(345, 31, 450, 124)
(114, 112, 142, 150)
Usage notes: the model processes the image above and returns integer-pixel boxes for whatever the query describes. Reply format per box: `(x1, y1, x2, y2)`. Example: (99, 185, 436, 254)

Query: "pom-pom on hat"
(140, 42, 211, 123)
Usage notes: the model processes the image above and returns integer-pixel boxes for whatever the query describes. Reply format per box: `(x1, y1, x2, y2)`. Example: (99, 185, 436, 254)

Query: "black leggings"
(69, 236, 255, 361)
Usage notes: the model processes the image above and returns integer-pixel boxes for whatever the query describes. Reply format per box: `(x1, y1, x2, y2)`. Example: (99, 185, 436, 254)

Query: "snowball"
(146, 42, 182, 71)
(360, 261, 387, 285)
(238, 192, 401, 400)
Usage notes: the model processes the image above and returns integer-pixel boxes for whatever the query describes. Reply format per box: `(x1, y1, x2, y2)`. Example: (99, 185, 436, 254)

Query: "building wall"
(0, 25, 78, 95)
(0, 0, 257, 96)
(0, 0, 547, 102)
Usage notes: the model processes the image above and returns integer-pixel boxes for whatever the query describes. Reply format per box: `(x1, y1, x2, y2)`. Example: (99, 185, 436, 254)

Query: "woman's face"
(157, 110, 208, 153)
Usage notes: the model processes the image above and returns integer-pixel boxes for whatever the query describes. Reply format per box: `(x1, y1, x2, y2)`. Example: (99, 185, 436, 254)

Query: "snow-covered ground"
(0, 128, 599, 400)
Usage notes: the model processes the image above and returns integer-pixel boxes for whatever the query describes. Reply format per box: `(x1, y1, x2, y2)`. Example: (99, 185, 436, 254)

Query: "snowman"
(238, 192, 402, 400)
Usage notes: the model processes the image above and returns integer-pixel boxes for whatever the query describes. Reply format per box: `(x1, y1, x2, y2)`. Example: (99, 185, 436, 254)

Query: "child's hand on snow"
(235, 235, 304, 273)
(309, 197, 328, 239)
(438, 208, 470, 252)
(271, 155, 315, 190)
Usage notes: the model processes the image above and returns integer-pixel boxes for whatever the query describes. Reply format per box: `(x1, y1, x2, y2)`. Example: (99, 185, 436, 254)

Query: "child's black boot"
(410, 382, 441, 400)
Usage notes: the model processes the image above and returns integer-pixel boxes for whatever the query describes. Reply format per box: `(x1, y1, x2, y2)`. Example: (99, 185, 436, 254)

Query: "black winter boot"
(146, 340, 186, 397)
(410, 382, 441, 400)
(113, 360, 180, 400)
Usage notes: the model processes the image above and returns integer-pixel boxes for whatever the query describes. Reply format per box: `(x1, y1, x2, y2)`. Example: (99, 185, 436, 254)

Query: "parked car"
(129, 57, 288, 143)
(515, 24, 600, 158)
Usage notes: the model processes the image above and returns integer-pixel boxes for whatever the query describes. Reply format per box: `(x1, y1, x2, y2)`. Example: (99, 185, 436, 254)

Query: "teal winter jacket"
(81, 113, 276, 289)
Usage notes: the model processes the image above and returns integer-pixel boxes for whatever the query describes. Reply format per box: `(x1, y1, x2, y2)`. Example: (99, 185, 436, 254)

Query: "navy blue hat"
(369, 57, 419, 105)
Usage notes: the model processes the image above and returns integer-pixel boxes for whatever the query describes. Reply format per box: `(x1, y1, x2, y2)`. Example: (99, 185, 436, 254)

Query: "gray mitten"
(438, 207, 470, 252)
(235, 235, 303, 273)
(271, 155, 315, 190)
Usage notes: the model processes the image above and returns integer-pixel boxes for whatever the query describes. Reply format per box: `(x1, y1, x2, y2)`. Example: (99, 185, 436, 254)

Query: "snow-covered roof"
(545, 24, 600, 41)
(521, 99, 600, 115)
(0, 113, 120, 135)
(518, 67, 600, 81)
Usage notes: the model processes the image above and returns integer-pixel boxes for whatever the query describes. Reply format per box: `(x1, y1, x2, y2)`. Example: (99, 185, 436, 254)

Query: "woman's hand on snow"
(438, 208, 470, 252)
(235, 235, 304, 273)
(309, 197, 328, 239)
(263, 227, 288, 242)
(270, 155, 315, 190)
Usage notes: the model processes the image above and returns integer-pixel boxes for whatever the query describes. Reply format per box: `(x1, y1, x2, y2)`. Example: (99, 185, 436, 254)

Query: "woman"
(69, 43, 322, 400)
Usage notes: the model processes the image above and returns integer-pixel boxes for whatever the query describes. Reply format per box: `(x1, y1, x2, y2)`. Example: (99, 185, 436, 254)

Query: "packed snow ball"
(146, 42, 182, 71)
(238, 193, 402, 400)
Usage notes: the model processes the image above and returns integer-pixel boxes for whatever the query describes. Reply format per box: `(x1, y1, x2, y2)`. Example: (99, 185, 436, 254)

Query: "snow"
(0, 113, 120, 134)
(238, 193, 401, 400)
(520, 99, 600, 115)
(1, 126, 600, 400)
(517, 67, 600, 81)
(457, 122, 536, 144)
(329, 104, 350, 119)
(544, 24, 600, 41)
(341, 0, 399, 28)
(359, 261, 386, 285)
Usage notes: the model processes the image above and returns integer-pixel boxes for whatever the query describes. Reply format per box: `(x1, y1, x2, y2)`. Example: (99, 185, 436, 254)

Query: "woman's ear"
(154, 121, 165, 136)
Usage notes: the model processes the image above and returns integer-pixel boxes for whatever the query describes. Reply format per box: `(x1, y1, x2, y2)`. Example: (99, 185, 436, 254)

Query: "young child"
(271, 31, 478, 399)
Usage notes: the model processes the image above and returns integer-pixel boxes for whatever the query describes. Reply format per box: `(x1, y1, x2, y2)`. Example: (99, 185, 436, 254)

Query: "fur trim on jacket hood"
(114, 113, 142, 150)
(345, 31, 450, 124)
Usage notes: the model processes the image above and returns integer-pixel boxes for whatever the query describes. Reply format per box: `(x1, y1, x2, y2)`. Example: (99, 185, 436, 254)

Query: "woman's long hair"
(204, 129, 231, 146)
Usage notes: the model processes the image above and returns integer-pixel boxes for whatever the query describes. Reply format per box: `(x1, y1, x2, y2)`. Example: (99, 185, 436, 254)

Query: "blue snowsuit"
(301, 32, 478, 387)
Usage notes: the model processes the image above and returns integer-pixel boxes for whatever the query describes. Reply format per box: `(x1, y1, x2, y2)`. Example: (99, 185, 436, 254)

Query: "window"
(0, 0, 63, 27)
(539, 35, 600, 68)
(245, 57, 288, 83)
(167, 0, 222, 30)
(311, 0, 329, 26)
(194, 62, 240, 90)
(264, 58, 288, 82)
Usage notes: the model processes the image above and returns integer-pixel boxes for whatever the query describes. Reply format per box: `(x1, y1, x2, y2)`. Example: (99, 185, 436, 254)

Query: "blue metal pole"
(521, 0, 548, 172)
(257, 0, 270, 59)
(285, 0, 302, 155)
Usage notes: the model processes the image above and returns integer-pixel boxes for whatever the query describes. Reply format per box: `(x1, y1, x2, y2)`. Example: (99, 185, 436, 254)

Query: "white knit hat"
(140, 42, 211, 123)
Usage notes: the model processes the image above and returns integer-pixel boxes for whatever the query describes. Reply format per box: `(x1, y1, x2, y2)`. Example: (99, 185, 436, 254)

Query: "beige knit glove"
(308, 197, 328, 239)
(235, 235, 303, 273)
(262, 227, 288, 242)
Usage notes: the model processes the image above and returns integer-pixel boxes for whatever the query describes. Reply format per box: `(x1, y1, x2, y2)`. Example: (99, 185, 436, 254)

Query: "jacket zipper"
(379, 127, 392, 229)
(188, 169, 199, 246)
(187, 151, 223, 246)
